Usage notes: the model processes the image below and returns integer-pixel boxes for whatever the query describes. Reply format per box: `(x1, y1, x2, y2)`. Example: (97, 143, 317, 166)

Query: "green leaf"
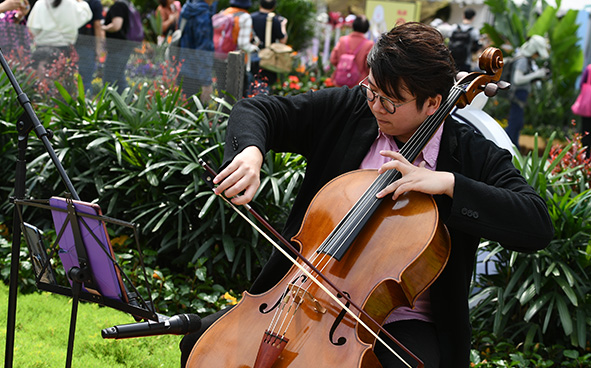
(563, 350, 579, 359)
(222, 234, 235, 262)
(556, 295, 573, 335)
(576, 308, 586, 348)
(199, 194, 217, 218)
(554, 277, 578, 307)
(523, 292, 550, 322)
(195, 266, 207, 282)
(528, 5, 556, 37)
(518, 283, 537, 305)
(503, 259, 529, 298)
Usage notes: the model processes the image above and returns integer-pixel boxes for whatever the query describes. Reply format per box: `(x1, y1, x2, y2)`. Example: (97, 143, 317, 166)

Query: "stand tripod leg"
(65, 267, 84, 368)
(4, 119, 28, 368)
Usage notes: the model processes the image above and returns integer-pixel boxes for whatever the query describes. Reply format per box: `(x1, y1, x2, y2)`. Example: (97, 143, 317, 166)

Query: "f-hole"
(329, 292, 350, 346)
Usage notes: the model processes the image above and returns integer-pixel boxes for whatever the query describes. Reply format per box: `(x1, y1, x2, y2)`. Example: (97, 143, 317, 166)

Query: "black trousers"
(180, 313, 439, 368)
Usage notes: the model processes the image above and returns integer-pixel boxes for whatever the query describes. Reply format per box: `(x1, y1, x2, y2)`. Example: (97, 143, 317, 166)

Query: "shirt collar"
(380, 123, 443, 170)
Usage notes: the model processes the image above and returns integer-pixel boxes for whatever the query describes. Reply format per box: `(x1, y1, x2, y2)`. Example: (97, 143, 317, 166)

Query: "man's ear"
(424, 94, 442, 116)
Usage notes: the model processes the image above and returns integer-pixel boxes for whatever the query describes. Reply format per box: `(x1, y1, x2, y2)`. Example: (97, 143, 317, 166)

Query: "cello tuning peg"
(496, 80, 511, 90)
(484, 83, 499, 97)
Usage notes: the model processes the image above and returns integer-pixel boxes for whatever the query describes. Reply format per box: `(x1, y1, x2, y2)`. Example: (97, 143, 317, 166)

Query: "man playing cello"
(180, 22, 553, 367)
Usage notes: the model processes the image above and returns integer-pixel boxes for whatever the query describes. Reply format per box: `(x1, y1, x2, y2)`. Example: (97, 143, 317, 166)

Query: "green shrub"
(1, 75, 306, 298)
(470, 133, 591, 350)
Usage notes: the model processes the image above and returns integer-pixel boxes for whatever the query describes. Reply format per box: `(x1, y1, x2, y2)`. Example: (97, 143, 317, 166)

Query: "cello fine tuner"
(288, 284, 327, 314)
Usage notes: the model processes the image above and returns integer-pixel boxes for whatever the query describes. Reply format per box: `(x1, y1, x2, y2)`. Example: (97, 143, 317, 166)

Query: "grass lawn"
(0, 282, 181, 367)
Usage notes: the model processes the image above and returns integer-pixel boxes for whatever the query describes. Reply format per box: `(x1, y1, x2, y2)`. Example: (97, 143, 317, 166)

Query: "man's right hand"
(213, 146, 264, 205)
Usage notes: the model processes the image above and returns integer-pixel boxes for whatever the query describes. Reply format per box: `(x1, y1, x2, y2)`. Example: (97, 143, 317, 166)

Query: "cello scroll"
(456, 47, 510, 108)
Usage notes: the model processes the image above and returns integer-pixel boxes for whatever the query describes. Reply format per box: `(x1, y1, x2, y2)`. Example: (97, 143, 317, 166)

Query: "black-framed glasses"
(358, 76, 416, 114)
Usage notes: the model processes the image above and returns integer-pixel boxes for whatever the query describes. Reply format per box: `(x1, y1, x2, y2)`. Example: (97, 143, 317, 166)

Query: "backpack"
(124, 0, 144, 42)
(259, 13, 293, 74)
(212, 8, 245, 59)
(448, 25, 473, 67)
(334, 37, 366, 87)
(167, 1, 214, 62)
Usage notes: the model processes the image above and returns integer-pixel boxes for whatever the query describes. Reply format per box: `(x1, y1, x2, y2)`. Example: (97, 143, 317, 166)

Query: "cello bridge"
(287, 284, 327, 314)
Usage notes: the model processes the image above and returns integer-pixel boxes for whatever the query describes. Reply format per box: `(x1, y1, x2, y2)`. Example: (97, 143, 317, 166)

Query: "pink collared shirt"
(359, 124, 444, 324)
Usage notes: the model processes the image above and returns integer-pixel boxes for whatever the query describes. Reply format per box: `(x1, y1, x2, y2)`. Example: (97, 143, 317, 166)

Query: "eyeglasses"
(358, 76, 416, 114)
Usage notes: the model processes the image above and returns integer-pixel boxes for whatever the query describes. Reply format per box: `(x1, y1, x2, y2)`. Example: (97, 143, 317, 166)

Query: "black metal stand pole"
(65, 267, 85, 368)
(1, 48, 80, 368)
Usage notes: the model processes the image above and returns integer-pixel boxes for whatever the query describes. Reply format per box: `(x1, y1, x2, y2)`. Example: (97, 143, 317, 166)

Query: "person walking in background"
(75, 0, 104, 93)
(447, 8, 480, 72)
(330, 15, 373, 88)
(572, 64, 591, 157)
(156, 0, 180, 37)
(250, 0, 287, 88)
(102, 0, 132, 93)
(212, 0, 258, 95)
(27, 0, 91, 59)
(177, 0, 216, 102)
(505, 35, 550, 147)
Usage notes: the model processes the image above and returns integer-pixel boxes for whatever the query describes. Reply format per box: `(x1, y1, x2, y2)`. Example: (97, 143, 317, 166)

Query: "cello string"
(268, 285, 297, 334)
(275, 293, 301, 337)
(218, 194, 413, 368)
(268, 269, 319, 337)
(280, 292, 304, 336)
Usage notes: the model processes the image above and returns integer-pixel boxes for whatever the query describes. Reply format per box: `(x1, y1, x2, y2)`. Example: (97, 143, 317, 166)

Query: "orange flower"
(324, 77, 335, 87)
(295, 63, 306, 74)
(152, 270, 163, 280)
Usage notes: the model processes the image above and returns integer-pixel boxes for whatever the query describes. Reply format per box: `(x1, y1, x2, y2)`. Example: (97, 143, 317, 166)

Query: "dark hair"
(260, 0, 276, 10)
(464, 8, 476, 20)
(352, 15, 370, 33)
(51, 0, 62, 7)
(367, 22, 456, 108)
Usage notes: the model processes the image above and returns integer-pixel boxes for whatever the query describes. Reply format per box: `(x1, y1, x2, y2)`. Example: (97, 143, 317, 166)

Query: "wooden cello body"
(186, 170, 450, 367)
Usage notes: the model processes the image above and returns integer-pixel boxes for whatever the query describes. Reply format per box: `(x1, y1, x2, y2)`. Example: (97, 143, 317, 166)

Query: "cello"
(188, 47, 508, 368)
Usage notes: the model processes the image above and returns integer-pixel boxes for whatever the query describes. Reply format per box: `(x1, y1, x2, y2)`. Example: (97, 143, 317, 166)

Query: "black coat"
(222, 86, 554, 367)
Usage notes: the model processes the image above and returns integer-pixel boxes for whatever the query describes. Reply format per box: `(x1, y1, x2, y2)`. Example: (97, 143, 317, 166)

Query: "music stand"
(1, 48, 158, 368)
(14, 196, 159, 367)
